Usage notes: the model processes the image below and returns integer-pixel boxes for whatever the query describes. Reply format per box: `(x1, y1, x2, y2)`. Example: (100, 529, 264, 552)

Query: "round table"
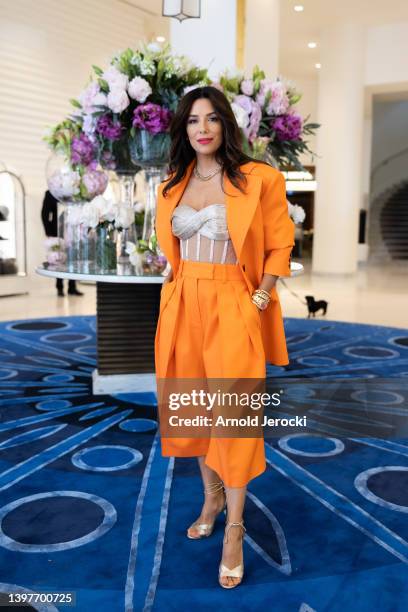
(36, 262, 304, 394)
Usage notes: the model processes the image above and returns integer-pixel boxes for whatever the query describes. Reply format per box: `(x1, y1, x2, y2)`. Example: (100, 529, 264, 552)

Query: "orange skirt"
(154, 258, 266, 487)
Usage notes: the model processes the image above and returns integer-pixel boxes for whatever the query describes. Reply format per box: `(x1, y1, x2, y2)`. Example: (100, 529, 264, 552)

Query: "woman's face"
(186, 98, 223, 156)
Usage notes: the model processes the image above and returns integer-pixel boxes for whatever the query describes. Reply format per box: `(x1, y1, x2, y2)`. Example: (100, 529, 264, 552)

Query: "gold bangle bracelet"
(254, 289, 271, 299)
(252, 291, 270, 303)
(252, 294, 269, 308)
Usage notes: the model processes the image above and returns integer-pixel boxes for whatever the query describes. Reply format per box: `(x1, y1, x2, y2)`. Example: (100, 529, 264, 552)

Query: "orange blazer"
(155, 160, 295, 366)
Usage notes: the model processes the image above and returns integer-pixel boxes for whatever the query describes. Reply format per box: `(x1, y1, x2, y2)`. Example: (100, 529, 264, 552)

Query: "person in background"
(41, 190, 83, 297)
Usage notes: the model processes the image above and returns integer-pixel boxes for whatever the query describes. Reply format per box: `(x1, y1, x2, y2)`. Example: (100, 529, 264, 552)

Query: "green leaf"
(98, 78, 109, 92)
(92, 65, 103, 76)
(69, 98, 82, 109)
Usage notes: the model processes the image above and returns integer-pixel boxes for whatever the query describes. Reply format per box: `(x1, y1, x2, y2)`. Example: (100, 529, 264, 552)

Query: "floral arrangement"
(44, 237, 66, 265)
(45, 120, 109, 202)
(215, 66, 319, 170)
(81, 195, 135, 231)
(45, 42, 209, 173)
(125, 240, 167, 274)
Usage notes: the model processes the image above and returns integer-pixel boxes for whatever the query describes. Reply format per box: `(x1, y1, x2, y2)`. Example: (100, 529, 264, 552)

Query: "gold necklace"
(193, 164, 222, 181)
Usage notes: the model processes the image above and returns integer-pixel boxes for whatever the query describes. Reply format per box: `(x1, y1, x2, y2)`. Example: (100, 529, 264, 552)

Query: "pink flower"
(234, 94, 252, 114)
(107, 89, 130, 113)
(128, 76, 152, 102)
(103, 66, 129, 91)
(240, 79, 254, 96)
(78, 82, 107, 114)
(83, 169, 109, 198)
(246, 101, 262, 142)
(266, 82, 290, 115)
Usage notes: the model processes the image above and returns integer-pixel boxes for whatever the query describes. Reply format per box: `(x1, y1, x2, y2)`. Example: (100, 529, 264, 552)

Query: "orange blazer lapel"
(224, 166, 262, 262)
(155, 161, 263, 274)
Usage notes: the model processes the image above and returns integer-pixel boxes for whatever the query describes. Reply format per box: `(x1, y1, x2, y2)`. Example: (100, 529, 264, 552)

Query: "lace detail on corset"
(171, 204, 238, 265)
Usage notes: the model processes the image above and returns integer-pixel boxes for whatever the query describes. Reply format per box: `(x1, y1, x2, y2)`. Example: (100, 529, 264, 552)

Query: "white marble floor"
(0, 260, 406, 329)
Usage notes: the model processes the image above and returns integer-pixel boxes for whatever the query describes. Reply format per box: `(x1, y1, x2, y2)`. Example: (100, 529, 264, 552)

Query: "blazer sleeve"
(261, 169, 295, 277)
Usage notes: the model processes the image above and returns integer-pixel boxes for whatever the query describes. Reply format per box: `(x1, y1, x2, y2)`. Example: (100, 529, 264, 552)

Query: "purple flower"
(246, 101, 262, 143)
(96, 114, 123, 140)
(234, 94, 252, 115)
(101, 150, 116, 170)
(83, 169, 109, 198)
(132, 103, 172, 135)
(271, 112, 303, 141)
(71, 133, 95, 166)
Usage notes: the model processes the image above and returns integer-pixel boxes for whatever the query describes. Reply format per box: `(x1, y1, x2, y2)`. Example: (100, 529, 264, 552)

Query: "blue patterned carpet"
(0, 315, 407, 611)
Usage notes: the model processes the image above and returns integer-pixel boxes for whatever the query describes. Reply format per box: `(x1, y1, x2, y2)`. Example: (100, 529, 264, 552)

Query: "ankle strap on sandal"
(204, 480, 224, 495)
(224, 521, 246, 543)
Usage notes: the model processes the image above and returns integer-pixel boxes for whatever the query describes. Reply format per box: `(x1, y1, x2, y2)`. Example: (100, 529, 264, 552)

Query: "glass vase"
(95, 225, 117, 273)
(129, 130, 171, 168)
(101, 133, 142, 176)
(57, 201, 84, 272)
(115, 173, 137, 264)
(128, 130, 170, 273)
(80, 225, 95, 274)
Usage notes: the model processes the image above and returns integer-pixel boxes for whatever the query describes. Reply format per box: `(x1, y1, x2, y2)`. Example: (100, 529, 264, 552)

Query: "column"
(312, 24, 366, 275)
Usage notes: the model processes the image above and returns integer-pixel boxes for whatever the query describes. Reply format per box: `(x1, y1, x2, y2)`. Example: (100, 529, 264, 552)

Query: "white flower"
(134, 200, 145, 213)
(288, 202, 306, 224)
(91, 195, 116, 222)
(78, 81, 107, 114)
(102, 204, 117, 223)
(140, 58, 156, 76)
(107, 89, 130, 113)
(175, 55, 194, 75)
(66, 205, 83, 225)
(125, 241, 137, 255)
(82, 113, 97, 135)
(48, 169, 80, 200)
(115, 205, 134, 229)
(102, 66, 129, 91)
(81, 202, 101, 228)
(125, 240, 141, 266)
(230, 102, 249, 129)
(128, 76, 152, 102)
(240, 79, 254, 96)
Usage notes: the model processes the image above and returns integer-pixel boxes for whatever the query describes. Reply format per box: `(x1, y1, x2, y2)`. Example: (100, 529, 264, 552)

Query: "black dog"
(305, 295, 328, 318)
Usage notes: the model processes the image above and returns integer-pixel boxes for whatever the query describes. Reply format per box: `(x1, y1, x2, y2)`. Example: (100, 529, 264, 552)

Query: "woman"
(154, 86, 295, 589)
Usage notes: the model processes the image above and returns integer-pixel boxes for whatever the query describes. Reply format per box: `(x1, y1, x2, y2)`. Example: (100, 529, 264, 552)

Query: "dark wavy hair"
(162, 85, 268, 198)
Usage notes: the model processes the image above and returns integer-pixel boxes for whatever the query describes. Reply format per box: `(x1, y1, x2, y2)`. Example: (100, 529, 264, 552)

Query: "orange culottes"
(154, 258, 267, 487)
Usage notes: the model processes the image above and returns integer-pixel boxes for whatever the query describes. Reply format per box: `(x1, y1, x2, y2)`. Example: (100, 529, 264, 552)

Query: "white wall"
(170, 0, 237, 80)
(365, 23, 408, 87)
(0, 0, 153, 290)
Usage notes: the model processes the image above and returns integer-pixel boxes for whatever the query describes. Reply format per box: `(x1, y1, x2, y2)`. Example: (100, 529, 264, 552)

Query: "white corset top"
(171, 204, 238, 265)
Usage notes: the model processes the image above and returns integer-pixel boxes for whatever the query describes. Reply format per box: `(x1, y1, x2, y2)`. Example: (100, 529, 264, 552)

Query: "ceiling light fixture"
(156, 36, 166, 42)
(294, 5, 304, 11)
(162, 0, 201, 23)
(308, 42, 317, 48)
(315, 63, 321, 69)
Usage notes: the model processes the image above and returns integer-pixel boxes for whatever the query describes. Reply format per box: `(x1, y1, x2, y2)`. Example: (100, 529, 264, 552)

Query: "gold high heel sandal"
(218, 520, 246, 589)
(186, 480, 227, 539)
